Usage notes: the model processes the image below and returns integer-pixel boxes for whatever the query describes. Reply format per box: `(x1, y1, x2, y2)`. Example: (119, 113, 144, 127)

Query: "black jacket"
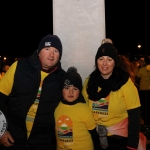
(0, 54, 66, 148)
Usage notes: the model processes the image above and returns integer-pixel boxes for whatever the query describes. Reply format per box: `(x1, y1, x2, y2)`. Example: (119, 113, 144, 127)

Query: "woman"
(82, 43, 141, 150)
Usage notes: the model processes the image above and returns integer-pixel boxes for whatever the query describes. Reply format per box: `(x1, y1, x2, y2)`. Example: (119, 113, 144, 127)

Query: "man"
(0, 34, 66, 150)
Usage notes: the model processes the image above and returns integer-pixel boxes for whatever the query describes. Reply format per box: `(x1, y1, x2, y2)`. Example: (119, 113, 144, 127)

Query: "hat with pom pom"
(61, 67, 82, 91)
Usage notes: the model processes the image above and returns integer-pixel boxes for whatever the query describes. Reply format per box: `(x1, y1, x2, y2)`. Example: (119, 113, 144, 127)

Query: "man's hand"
(0, 131, 14, 147)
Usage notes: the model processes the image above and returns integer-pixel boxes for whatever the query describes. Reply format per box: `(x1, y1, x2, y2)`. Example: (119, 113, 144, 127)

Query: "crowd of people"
(0, 35, 149, 150)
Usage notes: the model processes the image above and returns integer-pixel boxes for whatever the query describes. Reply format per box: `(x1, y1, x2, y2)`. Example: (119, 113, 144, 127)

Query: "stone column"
(53, 0, 105, 81)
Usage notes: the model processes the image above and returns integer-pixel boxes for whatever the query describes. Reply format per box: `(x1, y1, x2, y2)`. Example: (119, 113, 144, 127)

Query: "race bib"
(0, 111, 7, 138)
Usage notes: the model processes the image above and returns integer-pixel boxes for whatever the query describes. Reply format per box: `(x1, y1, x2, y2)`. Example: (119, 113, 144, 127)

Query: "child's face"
(62, 86, 80, 102)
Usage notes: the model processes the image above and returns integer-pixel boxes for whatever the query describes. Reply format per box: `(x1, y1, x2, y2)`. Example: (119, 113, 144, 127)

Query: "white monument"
(53, 0, 105, 82)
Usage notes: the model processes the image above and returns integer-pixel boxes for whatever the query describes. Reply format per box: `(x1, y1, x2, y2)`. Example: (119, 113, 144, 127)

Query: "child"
(54, 67, 100, 150)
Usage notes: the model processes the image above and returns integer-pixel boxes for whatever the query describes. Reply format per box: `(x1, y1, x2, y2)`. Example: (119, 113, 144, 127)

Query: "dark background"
(1, 1, 149, 60)
(105, 1, 149, 56)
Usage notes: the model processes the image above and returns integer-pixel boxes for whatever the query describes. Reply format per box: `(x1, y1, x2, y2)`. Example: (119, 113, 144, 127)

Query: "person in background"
(133, 58, 146, 89)
(0, 64, 10, 79)
(82, 42, 141, 150)
(131, 60, 140, 89)
(138, 57, 146, 68)
(135, 55, 150, 130)
(54, 67, 101, 150)
(133, 60, 140, 75)
(0, 34, 66, 150)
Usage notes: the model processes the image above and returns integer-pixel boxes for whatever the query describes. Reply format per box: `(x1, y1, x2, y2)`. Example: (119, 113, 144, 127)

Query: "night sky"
(105, 1, 149, 56)
(1, 1, 149, 60)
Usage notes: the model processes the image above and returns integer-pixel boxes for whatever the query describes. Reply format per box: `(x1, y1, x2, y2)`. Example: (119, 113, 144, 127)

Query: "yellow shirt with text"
(82, 77, 141, 127)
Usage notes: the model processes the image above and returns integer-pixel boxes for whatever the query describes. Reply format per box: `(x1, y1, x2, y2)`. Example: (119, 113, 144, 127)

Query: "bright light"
(138, 45, 141, 49)
(3, 57, 7, 60)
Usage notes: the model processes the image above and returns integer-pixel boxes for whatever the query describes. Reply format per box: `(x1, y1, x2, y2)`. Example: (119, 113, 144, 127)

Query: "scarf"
(87, 68, 129, 101)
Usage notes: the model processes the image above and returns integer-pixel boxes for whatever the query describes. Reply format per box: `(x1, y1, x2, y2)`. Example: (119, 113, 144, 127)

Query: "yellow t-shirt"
(0, 61, 17, 95)
(136, 65, 150, 90)
(82, 77, 141, 127)
(26, 71, 48, 138)
(54, 102, 96, 150)
(0, 61, 48, 138)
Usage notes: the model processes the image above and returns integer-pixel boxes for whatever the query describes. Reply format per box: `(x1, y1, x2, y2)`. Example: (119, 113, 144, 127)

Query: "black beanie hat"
(95, 43, 118, 66)
(61, 67, 82, 91)
(37, 34, 62, 59)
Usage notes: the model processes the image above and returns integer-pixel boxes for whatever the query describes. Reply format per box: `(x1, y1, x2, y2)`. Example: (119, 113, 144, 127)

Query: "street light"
(137, 44, 141, 54)
(3, 57, 7, 61)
